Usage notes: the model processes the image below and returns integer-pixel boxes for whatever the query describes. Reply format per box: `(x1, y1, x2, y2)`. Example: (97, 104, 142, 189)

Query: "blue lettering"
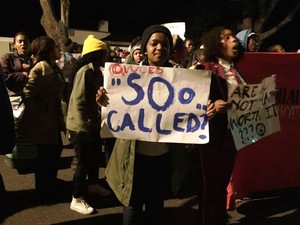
(156, 113, 171, 135)
(186, 113, 200, 132)
(148, 77, 174, 111)
(173, 112, 187, 132)
(107, 110, 120, 132)
(138, 108, 152, 132)
(200, 114, 208, 130)
(178, 88, 195, 104)
(120, 113, 135, 131)
(122, 73, 144, 105)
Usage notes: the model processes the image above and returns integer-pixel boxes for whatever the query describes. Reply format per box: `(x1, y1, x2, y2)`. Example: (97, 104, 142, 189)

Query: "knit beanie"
(81, 35, 107, 57)
(141, 25, 173, 54)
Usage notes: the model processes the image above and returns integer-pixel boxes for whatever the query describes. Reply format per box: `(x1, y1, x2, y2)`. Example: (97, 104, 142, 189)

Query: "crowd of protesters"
(0, 24, 289, 225)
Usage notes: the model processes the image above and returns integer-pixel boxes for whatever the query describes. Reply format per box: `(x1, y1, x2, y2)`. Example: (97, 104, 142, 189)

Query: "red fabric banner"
(233, 53, 300, 197)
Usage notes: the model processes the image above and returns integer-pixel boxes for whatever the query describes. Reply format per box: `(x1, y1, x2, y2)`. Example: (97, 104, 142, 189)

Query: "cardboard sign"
(228, 75, 281, 150)
(101, 63, 212, 144)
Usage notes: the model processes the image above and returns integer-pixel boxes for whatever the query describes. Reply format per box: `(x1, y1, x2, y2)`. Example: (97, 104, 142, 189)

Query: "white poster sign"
(228, 75, 281, 150)
(101, 63, 212, 144)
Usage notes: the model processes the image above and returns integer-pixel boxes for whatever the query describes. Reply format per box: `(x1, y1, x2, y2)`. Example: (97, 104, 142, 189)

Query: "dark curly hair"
(201, 26, 244, 63)
(201, 26, 225, 63)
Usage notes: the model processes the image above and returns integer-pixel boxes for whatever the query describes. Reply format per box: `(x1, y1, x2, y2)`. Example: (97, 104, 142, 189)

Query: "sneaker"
(87, 184, 111, 197)
(70, 197, 94, 215)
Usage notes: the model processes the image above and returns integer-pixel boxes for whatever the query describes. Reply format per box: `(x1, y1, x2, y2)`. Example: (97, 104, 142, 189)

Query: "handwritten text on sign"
(101, 63, 212, 143)
(228, 75, 281, 150)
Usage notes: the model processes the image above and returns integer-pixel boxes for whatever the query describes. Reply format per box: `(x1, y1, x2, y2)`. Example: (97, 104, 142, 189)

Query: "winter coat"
(18, 61, 65, 145)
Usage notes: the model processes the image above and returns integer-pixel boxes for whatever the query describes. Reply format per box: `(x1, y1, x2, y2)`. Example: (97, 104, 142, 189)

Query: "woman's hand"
(206, 99, 216, 120)
(214, 99, 231, 113)
(96, 86, 109, 107)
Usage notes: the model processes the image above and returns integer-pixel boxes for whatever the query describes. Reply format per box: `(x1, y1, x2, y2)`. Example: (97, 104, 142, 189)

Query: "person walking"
(18, 36, 66, 202)
(67, 35, 111, 215)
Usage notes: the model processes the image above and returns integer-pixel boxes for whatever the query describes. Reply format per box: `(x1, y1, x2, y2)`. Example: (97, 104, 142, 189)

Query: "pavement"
(1, 147, 300, 225)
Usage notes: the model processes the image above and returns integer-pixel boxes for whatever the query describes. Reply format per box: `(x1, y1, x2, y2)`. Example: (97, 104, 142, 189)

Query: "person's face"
(197, 53, 205, 63)
(220, 29, 239, 62)
(185, 40, 194, 53)
(14, 34, 30, 56)
(146, 32, 171, 66)
(133, 49, 143, 64)
(248, 36, 259, 52)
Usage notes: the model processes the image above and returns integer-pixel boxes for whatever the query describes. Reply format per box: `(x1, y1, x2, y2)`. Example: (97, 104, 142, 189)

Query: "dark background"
(1, 0, 300, 51)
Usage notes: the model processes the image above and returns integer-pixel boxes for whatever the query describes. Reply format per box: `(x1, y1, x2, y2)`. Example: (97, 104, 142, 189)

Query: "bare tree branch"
(259, 0, 300, 41)
(255, 0, 280, 32)
(61, 0, 70, 28)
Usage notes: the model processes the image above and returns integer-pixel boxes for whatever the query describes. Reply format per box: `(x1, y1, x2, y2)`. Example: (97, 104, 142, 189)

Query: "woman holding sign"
(194, 27, 246, 225)
(104, 24, 174, 225)
(99, 25, 216, 225)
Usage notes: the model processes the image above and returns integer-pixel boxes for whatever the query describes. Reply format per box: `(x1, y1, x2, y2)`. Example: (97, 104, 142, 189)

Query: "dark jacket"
(201, 62, 229, 150)
(0, 51, 31, 93)
(0, 77, 15, 154)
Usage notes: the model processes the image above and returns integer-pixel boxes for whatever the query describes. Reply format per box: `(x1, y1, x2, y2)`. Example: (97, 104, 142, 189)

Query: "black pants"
(69, 131, 102, 198)
(35, 144, 63, 197)
(123, 152, 170, 225)
(196, 132, 236, 225)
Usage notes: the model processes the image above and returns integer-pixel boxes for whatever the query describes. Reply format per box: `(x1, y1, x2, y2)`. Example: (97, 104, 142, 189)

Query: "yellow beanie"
(81, 35, 107, 57)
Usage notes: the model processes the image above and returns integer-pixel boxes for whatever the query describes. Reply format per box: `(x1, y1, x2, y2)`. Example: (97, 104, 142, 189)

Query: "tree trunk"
(39, 0, 70, 51)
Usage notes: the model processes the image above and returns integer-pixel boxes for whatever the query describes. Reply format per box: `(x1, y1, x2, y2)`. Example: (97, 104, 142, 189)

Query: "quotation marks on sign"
(111, 78, 121, 86)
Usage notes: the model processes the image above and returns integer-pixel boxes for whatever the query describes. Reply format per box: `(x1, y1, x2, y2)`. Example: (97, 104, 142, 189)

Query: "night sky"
(1, 0, 300, 51)
(0, 0, 185, 41)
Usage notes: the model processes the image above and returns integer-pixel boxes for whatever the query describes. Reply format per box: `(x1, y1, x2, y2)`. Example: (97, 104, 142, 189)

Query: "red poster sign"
(233, 53, 300, 197)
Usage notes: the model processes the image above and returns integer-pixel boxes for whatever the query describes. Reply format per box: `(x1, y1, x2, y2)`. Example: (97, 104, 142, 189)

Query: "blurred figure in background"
(169, 34, 188, 68)
(67, 35, 111, 215)
(124, 40, 143, 65)
(267, 44, 285, 53)
(18, 36, 66, 202)
(0, 31, 32, 94)
(189, 45, 206, 69)
(0, 32, 34, 171)
(183, 37, 195, 68)
(236, 29, 259, 52)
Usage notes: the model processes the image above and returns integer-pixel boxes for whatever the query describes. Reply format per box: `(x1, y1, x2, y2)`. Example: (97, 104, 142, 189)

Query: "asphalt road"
(1, 148, 300, 225)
